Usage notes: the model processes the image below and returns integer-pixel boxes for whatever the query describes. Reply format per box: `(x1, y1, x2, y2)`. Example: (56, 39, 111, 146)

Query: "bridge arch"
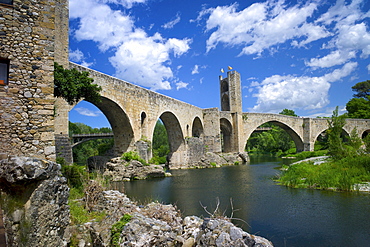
(244, 120, 304, 152)
(155, 111, 186, 164)
(362, 129, 370, 138)
(220, 118, 233, 152)
(86, 97, 135, 156)
(192, 117, 204, 138)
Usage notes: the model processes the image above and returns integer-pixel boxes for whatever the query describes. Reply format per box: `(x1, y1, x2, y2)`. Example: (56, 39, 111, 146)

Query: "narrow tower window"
(0, 58, 9, 85)
(0, 0, 13, 5)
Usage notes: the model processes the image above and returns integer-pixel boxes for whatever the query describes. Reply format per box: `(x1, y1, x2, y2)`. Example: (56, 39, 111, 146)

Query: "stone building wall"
(0, 0, 64, 160)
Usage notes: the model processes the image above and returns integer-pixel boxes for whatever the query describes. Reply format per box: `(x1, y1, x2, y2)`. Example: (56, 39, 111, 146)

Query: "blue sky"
(68, 0, 370, 128)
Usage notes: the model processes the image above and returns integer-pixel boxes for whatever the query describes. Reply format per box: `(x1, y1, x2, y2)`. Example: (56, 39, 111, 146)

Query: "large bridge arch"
(220, 118, 233, 152)
(244, 120, 304, 152)
(192, 116, 204, 138)
(242, 113, 305, 152)
(86, 96, 135, 156)
(150, 111, 186, 166)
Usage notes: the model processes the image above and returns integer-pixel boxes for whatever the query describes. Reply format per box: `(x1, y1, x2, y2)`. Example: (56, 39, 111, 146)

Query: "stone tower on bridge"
(219, 70, 245, 153)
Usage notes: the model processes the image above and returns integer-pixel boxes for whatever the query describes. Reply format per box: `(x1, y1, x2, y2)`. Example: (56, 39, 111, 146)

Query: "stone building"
(0, 0, 68, 160)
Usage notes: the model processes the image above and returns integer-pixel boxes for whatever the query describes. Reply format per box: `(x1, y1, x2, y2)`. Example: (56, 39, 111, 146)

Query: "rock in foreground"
(84, 188, 273, 247)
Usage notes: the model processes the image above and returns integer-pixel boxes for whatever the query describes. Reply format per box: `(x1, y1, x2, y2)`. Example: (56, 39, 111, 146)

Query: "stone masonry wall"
(0, 0, 60, 160)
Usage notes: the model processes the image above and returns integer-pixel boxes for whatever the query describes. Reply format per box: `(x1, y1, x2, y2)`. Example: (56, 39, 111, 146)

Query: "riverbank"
(71, 181, 273, 247)
(102, 152, 248, 181)
(277, 155, 370, 192)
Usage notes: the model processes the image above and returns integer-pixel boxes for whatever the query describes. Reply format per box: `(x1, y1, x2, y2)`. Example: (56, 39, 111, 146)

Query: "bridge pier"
(303, 142, 314, 152)
(55, 134, 73, 164)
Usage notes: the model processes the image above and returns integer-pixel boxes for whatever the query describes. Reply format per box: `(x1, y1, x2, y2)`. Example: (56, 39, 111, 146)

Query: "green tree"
(279, 109, 298, 117)
(346, 80, 370, 119)
(345, 97, 370, 119)
(351, 80, 370, 98)
(327, 107, 347, 160)
(54, 62, 102, 105)
(151, 120, 170, 164)
(69, 122, 114, 165)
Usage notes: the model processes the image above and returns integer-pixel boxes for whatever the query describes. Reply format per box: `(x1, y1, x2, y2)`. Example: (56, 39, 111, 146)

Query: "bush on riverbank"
(283, 150, 328, 160)
(277, 155, 370, 191)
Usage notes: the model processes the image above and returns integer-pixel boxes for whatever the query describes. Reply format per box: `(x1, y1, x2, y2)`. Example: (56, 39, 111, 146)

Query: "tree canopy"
(346, 80, 370, 119)
(279, 109, 298, 117)
(54, 62, 102, 105)
(351, 80, 370, 98)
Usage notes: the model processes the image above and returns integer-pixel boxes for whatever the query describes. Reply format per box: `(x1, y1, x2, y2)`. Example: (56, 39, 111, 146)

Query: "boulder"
(103, 158, 165, 181)
(0, 156, 70, 247)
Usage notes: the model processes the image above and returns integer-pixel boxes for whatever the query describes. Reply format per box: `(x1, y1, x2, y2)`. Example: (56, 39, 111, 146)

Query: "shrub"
(121, 151, 148, 165)
(111, 214, 132, 247)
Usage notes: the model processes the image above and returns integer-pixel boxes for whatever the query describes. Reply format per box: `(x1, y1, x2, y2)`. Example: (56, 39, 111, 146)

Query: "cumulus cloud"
(69, 0, 191, 90)
(306, 50, 356, 68)
(198, 1, 330, 56)
(249, 62, 357, 113)
(74, 107, 102, 117)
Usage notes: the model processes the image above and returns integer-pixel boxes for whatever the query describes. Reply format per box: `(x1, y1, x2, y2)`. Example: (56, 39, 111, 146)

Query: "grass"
(283, 150, 328, 160)
(277, 155, 370, 191)
(110, 214, 132, 247)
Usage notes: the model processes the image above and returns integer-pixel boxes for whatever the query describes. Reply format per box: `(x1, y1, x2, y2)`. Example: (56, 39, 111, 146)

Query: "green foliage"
(345, 97, 370, 119)
(210, 162, 217, 167)
(246, 124, 295, 155)
(327, 107, 347, 160)
(69, 122, 114, 165)
(351, 80, 370, 99)
(151, 120, 170, 164)
(61, 164, 87, 191)
(277, 155, 370, 191)
(285, 150, 328, 159)
(110, 214, 132, 247)
(279, 108, 298, 117)
(364, 135, 370, 153)
(121, 151, 148, 165)
(345, 80, 370, 119)
(54, 62, 102, 105)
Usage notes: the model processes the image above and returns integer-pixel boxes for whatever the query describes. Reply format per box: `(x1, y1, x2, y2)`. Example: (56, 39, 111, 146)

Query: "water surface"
(120, 156, 370, 247)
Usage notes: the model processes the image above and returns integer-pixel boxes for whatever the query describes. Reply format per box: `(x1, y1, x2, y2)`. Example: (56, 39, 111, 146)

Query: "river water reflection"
(119, 156, 370, 247)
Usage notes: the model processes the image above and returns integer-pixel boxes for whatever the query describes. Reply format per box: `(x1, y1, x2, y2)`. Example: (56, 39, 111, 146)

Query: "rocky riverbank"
(100, 152, 248, 181)
(74, 182, 273, 247)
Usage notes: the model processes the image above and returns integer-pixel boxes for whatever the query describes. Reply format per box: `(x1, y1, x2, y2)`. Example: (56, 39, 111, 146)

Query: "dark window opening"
(0, 0, 13, 5)
(0, 58, 9, 86)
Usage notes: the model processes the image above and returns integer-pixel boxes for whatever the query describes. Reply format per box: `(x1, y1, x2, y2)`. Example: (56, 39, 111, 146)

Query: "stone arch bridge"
(55, 63, 370, 167)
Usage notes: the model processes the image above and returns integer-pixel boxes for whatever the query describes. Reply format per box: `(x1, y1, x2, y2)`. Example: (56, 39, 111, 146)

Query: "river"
(118, 156, 370, 247)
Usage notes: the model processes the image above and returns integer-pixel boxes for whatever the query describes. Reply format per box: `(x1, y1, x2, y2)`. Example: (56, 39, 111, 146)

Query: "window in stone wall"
(0, 59, 9, 85)
(0, 0, 13, 5)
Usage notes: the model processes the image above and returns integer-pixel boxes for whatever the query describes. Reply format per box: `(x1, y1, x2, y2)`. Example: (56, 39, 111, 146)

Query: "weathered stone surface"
(103, 158, 165, 181)
(83, 189, 273, 247)
(0, 156, 70, 247)
(0, 0, 66, 161)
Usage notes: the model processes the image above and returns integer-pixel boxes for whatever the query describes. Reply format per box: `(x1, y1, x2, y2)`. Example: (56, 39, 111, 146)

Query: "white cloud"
(176, 81, 189, 90)
(306, 50, 356, 68)
(74, 107, 102, 117)
(192, 65, 199, 74)
(69, 49, 94, 67)
(69, 49, 84, 62)
(249, 62, 357, 113)
(367, 64, 370, 73)
(199, 1, 330, 56)
(70, 0, 191, 90)
(162, 13, 181, 29)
